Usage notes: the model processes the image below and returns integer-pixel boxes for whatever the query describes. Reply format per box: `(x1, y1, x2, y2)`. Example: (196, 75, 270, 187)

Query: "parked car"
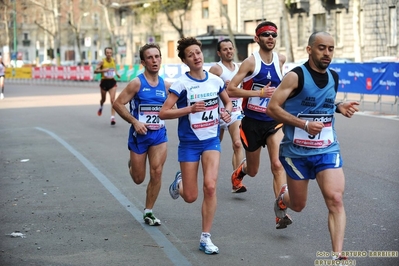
(367, 56, 399, 62)
(77, 60, 98, 66)
(40, 60, 56, 67)
(331, 58, 354, 63)
(283, 58, 354, 75)
(10, 60, 32, 68)
(60, 60, 75, 66)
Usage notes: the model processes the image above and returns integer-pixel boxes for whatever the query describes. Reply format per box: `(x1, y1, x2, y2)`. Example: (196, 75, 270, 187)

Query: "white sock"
(201, 232, 211, 240)
(144, 209, 152, 214)
(283, 185, 289, 199)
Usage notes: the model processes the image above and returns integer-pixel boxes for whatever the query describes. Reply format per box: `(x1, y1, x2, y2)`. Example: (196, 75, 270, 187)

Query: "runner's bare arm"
(336, 102, 360, 118)
(94, 61, 105, 74)
(278, 53, 286, 75)
(208, 64, 223, 77)
(226, 56, 260, 98)
(219, 90, 232, 123)
(113, 78, 148, 133)
(267, 71, 320, 132)
(159, 93, 202, 120)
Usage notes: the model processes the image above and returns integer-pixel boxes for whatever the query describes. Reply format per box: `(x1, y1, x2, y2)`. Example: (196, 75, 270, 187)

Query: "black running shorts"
(99, 79, 117, 91)
(240, 116, 282, 152)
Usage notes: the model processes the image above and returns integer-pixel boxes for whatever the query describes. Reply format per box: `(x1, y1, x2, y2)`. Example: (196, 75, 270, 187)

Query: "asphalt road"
(1, 82, 398, 266)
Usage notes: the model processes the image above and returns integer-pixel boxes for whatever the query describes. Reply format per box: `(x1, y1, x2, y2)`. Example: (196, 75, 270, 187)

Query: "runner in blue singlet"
(113, 43, 171, 226)
(267, 31, 359, 262)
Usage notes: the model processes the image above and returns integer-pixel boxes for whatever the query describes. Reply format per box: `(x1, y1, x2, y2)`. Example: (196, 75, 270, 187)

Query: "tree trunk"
(219, 0, 239, 62)
(100, 3, 116, 54)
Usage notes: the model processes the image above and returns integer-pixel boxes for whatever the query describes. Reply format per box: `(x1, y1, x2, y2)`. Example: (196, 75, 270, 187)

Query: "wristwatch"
(335, 102, 343, 113)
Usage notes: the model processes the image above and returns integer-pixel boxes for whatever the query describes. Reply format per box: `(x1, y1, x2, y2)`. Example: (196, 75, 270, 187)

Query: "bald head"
(308, 32, 332, 46)
(306, 31, 335, 71)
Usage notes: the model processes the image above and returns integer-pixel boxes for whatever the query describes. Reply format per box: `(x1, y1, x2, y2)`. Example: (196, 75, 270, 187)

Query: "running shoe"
(275, 214, 293, 229)
(110, 117, 116, 125)
(97, 107, 102, 116)
(199, 234, 219, 255)
(274, 184, 288, 219)
(143, 212, 161, 226)
(231, 158, 247, 193)
(169, 171, 182, 199)
(0, 93, 4, 100)
(333, 254, 348, 264)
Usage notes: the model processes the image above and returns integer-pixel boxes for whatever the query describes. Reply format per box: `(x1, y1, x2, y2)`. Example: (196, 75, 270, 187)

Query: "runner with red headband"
(227, 21, 292, 229)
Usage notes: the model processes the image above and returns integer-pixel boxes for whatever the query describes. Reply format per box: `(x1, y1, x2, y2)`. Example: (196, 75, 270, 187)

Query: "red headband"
(256, 25, 277, 36)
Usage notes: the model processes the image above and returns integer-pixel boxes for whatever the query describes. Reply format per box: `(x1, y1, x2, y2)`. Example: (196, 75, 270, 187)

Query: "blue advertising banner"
(329, 62, 399, 96)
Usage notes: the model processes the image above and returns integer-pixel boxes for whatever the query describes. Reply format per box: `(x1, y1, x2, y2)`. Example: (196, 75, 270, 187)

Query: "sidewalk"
(6, 78, 130, 88)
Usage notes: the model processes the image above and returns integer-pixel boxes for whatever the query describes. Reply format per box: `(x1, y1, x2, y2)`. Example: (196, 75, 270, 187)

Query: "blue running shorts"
(280, 153, 343, 180)
(128, 126, 168, 154)
(178, 137, 221, 162)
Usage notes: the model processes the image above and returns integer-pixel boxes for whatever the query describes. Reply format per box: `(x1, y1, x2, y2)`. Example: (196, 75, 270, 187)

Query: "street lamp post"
(12, 0, 17, 62)
(57, 15, 61, 66)
(56, 11, 61, 66)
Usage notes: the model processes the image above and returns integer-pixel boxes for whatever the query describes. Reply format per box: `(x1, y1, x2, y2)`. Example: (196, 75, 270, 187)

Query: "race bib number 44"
(293, 114, 335, 148)
(191, 98, 219, 129)
(138, 104, 165, 130)
(189, 97, 219, 140)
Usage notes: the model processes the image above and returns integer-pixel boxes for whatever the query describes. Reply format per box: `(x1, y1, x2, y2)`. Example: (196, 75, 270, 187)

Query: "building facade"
(3, 0, 398, 66)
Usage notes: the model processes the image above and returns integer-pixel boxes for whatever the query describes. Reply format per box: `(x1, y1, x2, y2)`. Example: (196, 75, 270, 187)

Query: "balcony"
(285, 0, 309, 16)
(321, 0, 349, 12)
(22, 40, 31, 46)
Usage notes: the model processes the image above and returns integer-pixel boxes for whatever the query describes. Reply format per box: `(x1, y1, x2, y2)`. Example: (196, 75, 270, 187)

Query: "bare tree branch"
(34, 20, 56, 37)
(29, 0, 54, 13)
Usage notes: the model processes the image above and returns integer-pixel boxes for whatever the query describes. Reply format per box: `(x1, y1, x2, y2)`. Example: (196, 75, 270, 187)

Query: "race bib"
(105, 68, 115, 78)
(247, 97, 269, 113)
(293, 114, 334, 148)
(138, 104, 165, 130)
(190, 97, 219, 140)
(247, 83, 270, 113)
(220, 98, 241, 114)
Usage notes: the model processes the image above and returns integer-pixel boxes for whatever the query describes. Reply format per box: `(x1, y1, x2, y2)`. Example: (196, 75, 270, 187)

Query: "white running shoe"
(199, 234, 219, 254)
(143, 212, 161, 226)
(0, 93, 4, 99)
(169, 171, 182, 199)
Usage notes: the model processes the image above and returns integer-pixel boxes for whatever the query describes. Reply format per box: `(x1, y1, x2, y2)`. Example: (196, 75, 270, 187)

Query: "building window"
(335, 12, 343, 47)
(313, 13, 326, 32)
(93, 13, 99, 27)
(168, 40, 174, 58)
(297, 15, 304, 47)
(202, 0, 209, 19)
(120, 10, 127, 26)
(389, 6, 397, 46)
